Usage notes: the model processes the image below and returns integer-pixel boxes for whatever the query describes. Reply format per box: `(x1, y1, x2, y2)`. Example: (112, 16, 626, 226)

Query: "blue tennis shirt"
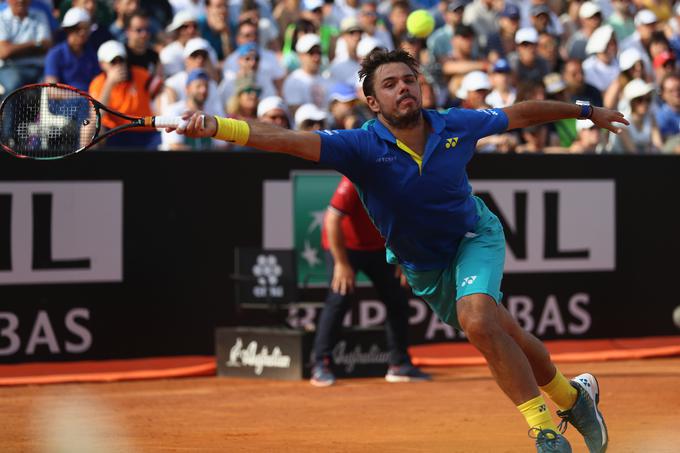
(317, 107, 509, 271)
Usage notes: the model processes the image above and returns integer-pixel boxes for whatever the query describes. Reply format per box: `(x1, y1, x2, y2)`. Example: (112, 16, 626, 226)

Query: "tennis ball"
(406, 9, 435, 39)
(673, 305, 680, 329)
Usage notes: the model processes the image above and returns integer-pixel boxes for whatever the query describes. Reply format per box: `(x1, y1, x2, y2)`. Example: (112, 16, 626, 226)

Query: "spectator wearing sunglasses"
(226, 75, 261, 120)
(160, 9, 202, 77)
(124, 10, 163, 98)
(44, 8, 101, 91)
(327, 17, 363, 86)
(608, 79, 662, 153)
(90, 40, 159, 149)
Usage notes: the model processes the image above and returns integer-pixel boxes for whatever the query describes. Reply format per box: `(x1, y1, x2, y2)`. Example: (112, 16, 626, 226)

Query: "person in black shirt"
(124, 10, 163, 98)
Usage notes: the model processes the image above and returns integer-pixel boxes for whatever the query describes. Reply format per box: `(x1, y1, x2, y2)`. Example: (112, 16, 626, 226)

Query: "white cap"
(62, 7, 90, 28)
(619, 47, 643, 71)
(576, 119, 597, 131)
(586, 25, 614, 55)
(634, 9, 657, 27)
(257, 96, 289, 118)
(456, 70, 491, 98)
(543, 72, 566, 94)
(295, 103, 327, 128)
(340, 16, 362, 34)
(97, 40, 127, 62)
(357, 36, 382, 59)
(515, 27, 538, 45)
(166, 10, 199, 32)
(623, 78, 655, 101)
(183, 37, 212, 59)
(302, 0, 324, 11)
(579, 1, 601, 19)
(295, 34, 321, 53)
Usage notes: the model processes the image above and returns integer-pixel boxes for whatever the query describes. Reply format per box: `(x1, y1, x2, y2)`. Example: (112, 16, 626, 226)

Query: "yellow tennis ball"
(406, 9, 435, 39)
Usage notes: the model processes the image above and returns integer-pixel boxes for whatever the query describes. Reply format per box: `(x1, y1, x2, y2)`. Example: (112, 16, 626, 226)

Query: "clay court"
(2, 357, 679, 453)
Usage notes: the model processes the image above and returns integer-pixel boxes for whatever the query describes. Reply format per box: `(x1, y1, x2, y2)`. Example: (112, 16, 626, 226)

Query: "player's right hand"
(331, 262, 355, 295)
(172, 111, 216, 138)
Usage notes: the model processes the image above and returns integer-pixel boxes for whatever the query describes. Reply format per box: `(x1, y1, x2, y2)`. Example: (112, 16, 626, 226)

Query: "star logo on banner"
(301, 239, 321, 267)
(307, 210, 325, 234)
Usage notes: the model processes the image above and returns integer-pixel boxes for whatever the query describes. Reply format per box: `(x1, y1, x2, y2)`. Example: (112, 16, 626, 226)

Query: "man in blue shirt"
(655, 73, 680, 140)
(175, 49, 627, 453)
(44, 7, 101, 91)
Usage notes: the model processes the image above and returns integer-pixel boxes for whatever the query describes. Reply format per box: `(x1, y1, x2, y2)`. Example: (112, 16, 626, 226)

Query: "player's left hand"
(590, 107, 630, 134)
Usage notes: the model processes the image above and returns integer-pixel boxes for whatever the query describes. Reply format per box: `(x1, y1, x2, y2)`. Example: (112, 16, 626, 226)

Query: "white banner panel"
(0, 181, 123, 285)
(473, 180, 615, 273)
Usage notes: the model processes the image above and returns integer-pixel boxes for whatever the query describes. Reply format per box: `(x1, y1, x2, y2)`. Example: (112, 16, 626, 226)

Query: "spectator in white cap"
(44, 7, 101, 91)
(160, 37, 223, 115)
(565, 1, 603, 60)
(224, 19, 285, 93)
(509, 27, 550, 83)
(281, 17, 318, 73)
(89, 40, 160, 149)
(159, 9, 201, 77)
(169, 0, 205, 17)
(583, 25, 619, 92)
(607, 0, 636, 42)
(109, 0, 140, 42)
(220, 42, 276, 104)
(257, 96, 291, 129)
(620, 9, 658, 74)
(603, 46, 647, 111)
(294, 102, 327, 131)
(328, 17, 364, 86)
(69, 0, 115, 50)
(608, 78, 661, 153)
(456, 70, 491, 109)
(570, 119, 603, 153)
(282, 34, 329, 112)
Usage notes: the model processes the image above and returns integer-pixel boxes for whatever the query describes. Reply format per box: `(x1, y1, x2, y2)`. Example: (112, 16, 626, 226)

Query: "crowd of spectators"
(2, 0, 680, 153)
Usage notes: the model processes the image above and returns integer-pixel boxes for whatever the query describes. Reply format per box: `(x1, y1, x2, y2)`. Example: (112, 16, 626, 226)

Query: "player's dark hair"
(359, 48, 420, 98)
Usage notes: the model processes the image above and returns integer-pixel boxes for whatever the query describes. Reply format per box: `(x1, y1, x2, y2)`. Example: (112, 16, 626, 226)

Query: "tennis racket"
(0, 82, 189, 160)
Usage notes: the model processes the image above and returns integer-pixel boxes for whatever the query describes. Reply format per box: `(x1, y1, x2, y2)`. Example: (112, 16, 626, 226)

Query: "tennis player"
(175, 48, 626, 453)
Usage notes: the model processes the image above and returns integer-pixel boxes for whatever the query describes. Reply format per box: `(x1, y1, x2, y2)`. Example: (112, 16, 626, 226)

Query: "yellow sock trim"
(517, 395, 558, 432)
(213, 116, 250, 145)
(540, 369, 578, 411)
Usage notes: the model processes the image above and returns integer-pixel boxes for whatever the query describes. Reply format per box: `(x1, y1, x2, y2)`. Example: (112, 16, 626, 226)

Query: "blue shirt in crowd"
(44, 41, 101, 91)
(317, 107, 509, 271)
(655, 102, 680, 140)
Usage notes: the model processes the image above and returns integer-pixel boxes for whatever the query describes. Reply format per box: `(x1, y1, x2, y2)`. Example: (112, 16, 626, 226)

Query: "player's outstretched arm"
(174, 112, 322, 162)
(503, 101, 630, 134)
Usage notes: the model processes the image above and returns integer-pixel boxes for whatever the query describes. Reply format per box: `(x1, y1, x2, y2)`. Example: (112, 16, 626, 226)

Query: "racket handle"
(152, 116, 186, 129)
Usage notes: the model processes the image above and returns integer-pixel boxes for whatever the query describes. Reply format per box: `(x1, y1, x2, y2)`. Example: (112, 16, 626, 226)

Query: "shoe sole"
(310, 378, 335, 387)
(573, 373, 608, 452)
(385, 375, 431, 383)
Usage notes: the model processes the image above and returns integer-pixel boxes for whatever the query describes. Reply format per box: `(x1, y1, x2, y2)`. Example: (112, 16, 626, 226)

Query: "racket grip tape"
(151, 116, 186, 129)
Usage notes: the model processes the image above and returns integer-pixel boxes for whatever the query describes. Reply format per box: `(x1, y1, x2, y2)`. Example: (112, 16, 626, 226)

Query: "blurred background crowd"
(2, 0, 680, 153)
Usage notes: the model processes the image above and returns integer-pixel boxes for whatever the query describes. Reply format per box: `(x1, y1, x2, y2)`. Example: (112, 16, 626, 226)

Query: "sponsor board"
(0, 181, 123, 285)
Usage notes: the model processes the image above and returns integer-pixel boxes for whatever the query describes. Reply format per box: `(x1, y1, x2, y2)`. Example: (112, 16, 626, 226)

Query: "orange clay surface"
(1, 358, 679, 453)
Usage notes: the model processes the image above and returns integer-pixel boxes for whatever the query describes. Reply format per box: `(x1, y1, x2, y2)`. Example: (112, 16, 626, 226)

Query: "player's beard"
(381, 95, 422, 129)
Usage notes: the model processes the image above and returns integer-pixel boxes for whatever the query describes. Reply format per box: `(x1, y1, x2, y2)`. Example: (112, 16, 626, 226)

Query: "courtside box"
(215, 326, 390, 380)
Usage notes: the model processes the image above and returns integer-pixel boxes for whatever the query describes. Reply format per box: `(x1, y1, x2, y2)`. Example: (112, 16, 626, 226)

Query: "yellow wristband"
(213, 116, 250, 146)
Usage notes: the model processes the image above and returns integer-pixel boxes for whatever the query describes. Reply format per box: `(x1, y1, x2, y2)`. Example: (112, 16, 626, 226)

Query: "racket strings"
(0, 85, 97, 159)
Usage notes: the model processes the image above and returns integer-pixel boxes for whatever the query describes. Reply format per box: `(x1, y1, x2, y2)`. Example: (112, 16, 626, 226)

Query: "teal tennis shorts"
(394, 196, 505, 329)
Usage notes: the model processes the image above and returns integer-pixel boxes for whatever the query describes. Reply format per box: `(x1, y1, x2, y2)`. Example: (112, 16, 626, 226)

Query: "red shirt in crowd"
(321, 176, 385, 251)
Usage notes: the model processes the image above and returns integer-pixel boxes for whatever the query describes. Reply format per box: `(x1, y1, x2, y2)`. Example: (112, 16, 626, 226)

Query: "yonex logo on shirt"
(445, 137, 459, 149)
(461, 275, 477, 286)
